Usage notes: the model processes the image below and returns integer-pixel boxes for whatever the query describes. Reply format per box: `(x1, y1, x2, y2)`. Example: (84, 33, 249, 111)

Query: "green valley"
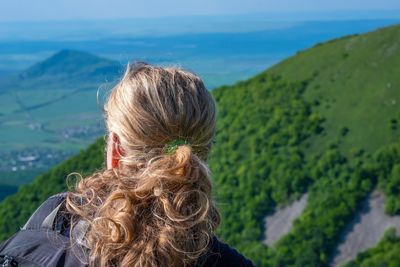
(0, 50, 121, 187)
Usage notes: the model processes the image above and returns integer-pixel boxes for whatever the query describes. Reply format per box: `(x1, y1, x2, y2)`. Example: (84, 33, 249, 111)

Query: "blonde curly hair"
(65, 62, 221, 267)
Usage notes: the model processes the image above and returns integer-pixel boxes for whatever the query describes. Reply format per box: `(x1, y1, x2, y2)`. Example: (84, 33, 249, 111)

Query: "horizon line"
(1, 9, 400, 23)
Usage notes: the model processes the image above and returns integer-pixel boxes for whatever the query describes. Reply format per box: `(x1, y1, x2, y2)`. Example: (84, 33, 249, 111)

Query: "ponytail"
(66, 144, 220, 266)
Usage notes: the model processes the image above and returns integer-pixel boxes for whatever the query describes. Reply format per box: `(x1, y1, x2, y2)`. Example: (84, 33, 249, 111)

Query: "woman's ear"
(106, 132, 124, 169)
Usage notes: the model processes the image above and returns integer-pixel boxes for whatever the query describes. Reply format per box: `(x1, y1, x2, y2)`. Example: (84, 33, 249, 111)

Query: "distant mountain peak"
(46, 49, 109, 63)
(20, 49, 120, 81)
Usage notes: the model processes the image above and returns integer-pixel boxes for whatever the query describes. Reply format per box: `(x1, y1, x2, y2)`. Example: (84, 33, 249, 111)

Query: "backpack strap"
(22, 192, 91, 249)
(22, 192, 68, 231)
(41, 202, 64, 231)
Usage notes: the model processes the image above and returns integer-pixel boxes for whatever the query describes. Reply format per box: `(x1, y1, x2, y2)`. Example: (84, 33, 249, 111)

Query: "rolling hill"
(2, 49, 121, 90)
(0, 50, 122, 189)
(0, 24, 400, 267)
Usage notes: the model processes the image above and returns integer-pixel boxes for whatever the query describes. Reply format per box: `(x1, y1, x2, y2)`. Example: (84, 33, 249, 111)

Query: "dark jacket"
(198, 236, 255, 267)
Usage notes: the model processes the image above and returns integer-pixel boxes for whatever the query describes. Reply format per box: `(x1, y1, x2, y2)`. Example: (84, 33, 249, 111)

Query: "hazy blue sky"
(1, 0, 400, 21)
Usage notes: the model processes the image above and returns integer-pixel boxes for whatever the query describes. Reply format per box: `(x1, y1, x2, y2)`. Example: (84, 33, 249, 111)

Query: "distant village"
(0, 148, 73, 173)
(0, 121, 105, 178)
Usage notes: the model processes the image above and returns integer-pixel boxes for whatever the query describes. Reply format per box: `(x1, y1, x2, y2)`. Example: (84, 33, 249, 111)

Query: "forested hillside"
(0, 24, 400, 267)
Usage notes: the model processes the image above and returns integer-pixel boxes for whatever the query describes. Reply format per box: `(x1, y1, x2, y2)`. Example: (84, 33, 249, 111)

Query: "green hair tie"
(165, 139, 189, 154)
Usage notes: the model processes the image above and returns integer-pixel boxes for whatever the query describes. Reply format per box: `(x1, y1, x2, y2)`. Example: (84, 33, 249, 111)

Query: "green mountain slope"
(268, 25, 400, 155)
(0, 24, 400, 267)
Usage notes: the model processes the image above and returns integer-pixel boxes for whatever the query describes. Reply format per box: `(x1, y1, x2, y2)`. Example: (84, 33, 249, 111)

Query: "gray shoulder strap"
(21, 201, 48, 230)
(21, 193, 68, 230)
(41, 202, 64, 230)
